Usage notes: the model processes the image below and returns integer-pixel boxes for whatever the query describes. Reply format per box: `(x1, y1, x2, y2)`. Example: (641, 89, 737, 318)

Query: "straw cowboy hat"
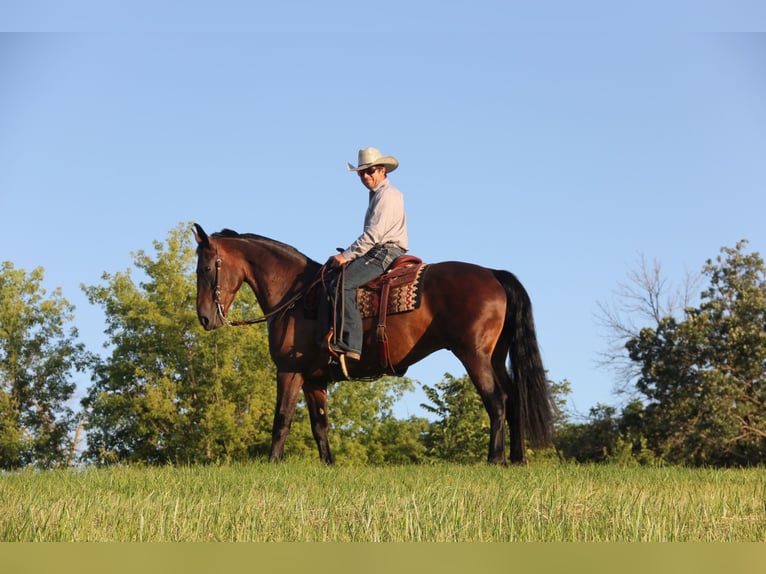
(346, 147, 399, 173)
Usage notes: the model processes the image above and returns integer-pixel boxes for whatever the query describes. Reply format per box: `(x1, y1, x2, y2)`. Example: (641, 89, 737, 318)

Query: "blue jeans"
(331, 244, 405, 356)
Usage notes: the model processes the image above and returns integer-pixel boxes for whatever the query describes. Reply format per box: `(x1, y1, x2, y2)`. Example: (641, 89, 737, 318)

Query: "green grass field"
(1, 459, 764, 542)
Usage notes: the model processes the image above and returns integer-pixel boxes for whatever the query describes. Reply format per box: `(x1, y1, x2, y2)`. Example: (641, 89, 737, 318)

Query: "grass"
(1, 459, 765, 541)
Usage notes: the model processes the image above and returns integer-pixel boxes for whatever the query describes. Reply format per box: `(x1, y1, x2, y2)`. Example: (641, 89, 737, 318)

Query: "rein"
(212, 250, 324, 327)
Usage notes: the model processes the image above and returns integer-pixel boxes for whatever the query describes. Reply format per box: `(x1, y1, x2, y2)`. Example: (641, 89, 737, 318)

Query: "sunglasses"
(359, 166, 382, 176)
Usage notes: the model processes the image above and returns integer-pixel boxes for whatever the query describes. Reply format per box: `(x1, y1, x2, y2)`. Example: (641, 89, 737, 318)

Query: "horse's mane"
(212, 229, 316, 264)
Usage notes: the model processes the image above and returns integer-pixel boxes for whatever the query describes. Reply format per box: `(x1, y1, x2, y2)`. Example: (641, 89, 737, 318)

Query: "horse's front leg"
(303, 382, 334, 464)
(269, 371, 304, 462)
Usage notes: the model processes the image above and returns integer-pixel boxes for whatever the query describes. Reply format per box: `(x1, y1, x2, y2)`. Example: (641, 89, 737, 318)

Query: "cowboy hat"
(346, 147, 399, 173)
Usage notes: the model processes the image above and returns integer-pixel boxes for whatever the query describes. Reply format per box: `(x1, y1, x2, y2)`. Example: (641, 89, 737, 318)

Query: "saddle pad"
(357, 263, 427, 319)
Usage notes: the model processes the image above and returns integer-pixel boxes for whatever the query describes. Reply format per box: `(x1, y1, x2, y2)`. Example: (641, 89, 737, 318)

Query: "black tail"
(493, 270, 553, 448)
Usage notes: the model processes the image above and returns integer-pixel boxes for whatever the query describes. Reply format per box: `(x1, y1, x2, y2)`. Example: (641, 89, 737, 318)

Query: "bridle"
(211, 253, 232, 323)
(209, 246, 322, 327)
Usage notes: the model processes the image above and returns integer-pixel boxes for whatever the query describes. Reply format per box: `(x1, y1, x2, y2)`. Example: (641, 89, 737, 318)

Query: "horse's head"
(193, 223, 242, 330)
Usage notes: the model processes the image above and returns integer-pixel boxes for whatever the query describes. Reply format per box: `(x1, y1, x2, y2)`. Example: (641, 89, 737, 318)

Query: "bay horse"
(193, 223, 552, 465)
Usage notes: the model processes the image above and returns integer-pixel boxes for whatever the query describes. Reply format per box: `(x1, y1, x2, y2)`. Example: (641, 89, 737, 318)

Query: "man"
(326, 147, 408, 371)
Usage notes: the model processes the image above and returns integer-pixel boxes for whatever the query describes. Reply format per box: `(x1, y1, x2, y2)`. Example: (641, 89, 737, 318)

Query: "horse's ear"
(193, 223, 209, 246)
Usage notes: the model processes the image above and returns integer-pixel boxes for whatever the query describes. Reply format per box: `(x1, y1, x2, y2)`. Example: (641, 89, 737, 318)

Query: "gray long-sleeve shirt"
(341, 178, 408, 262)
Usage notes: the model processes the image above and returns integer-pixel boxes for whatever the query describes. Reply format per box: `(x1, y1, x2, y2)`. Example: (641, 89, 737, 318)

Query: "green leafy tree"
(0, 262, 89, 469)
(374, 415, 430, 464)
(554, 403, 619, 463)
(324, 375, 418, 464)
(627, 241, 766, 466)
(82, 223, 276, 464)
(549, 378, 573, 433)
(276, 378, 426, 465)
(420, 373, 569, 463)
(420, 373, 488, 463)
(553, 399, 657, 465)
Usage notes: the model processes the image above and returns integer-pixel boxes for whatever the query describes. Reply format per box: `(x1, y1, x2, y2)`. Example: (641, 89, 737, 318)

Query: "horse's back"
(382, 261, 508, 362)
(421, 261, 507, 310)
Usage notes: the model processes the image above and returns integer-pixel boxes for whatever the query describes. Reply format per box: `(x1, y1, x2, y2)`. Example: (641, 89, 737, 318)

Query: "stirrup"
(338, 354, 350, 379)
(327, 352, 350, 380)
(325, 330, 339, 357)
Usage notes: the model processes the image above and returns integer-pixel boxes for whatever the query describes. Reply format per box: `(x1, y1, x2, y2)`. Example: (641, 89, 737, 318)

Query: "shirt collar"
(370, 178, 390, 196)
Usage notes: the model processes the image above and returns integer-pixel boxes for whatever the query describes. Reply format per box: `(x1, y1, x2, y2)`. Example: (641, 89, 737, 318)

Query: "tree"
(626, 241, 766, 466)
(82, 223, 276, 464)
(323, 375, 418, 464)
(549, 378, 574, 433)
(554, 400, 656, 465)
(597, 254, 701, 397)
(373, 415, 429, 464)
(555, 403, 620, 463)
(0, 262, 88, 469)
(420, 374, 488, 463)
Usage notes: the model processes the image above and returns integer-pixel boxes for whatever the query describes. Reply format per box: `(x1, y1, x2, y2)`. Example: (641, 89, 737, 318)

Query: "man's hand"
(325, 253, 347, 269)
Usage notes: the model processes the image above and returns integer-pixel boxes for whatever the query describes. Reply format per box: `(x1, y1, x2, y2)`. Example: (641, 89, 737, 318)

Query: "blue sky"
(1, 2, 765, 420)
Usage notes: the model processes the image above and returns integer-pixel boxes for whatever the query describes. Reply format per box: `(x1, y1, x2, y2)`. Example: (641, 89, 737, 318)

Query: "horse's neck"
(239, 240, 315, 311)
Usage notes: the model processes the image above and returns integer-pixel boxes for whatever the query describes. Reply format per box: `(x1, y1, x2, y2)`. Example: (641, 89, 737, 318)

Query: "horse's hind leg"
(460, 353, 508, 465)
(303, 382, 334, 464)
(493, 350, 526, 464)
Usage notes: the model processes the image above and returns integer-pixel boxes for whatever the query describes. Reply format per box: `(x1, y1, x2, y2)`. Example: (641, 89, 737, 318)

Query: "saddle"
(306, 255, 427, 373)
(361, 255, 426, 372)
(357, 255, 426, 319)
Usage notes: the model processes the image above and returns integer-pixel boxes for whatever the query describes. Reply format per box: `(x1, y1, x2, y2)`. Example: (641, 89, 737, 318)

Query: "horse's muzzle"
(198, 313, 222, 331)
